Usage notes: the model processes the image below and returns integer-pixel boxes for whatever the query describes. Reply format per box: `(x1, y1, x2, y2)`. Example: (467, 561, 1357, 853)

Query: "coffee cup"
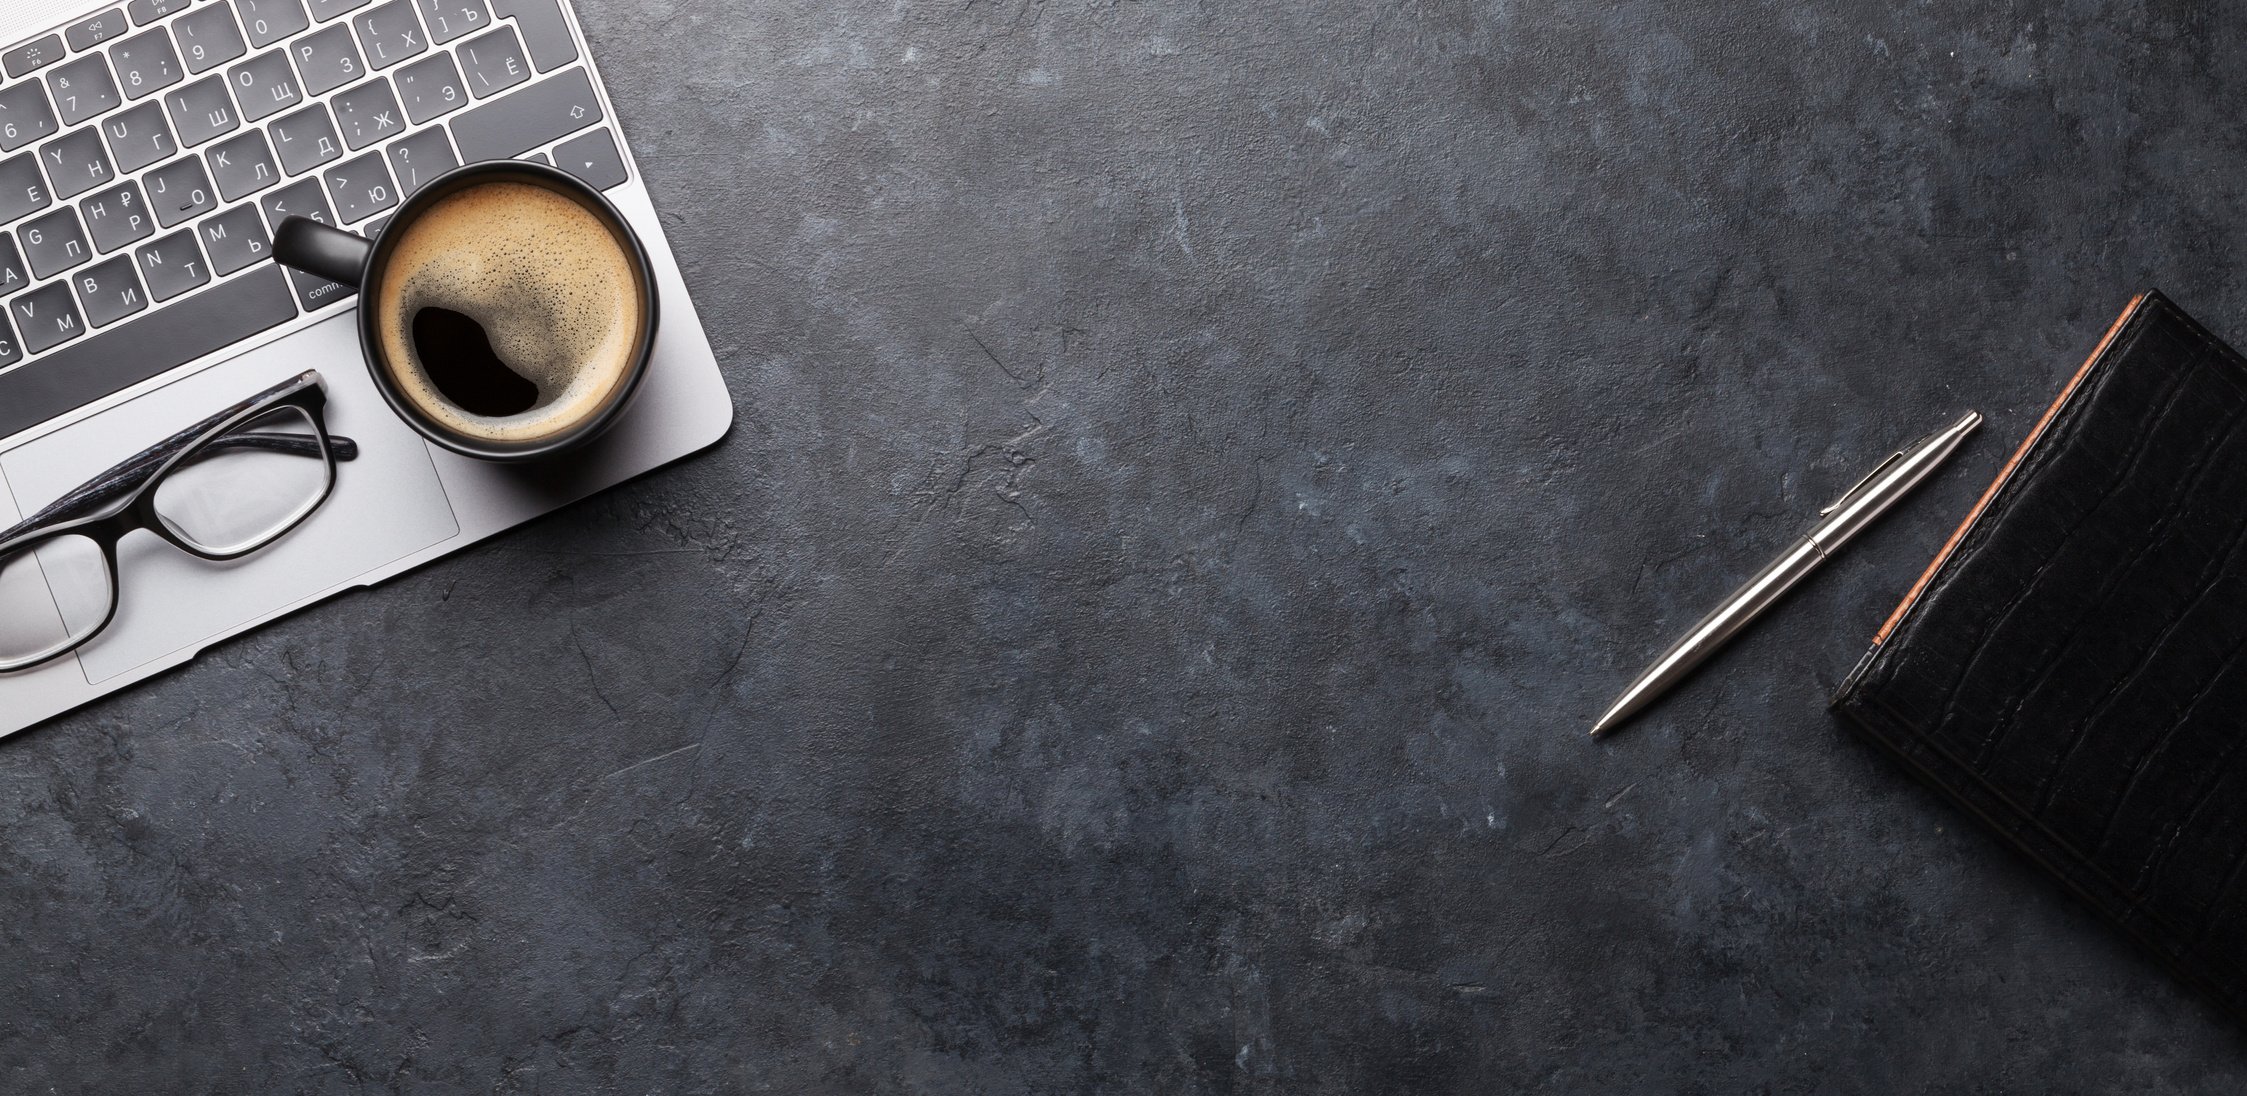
(271, 161, 659, 462)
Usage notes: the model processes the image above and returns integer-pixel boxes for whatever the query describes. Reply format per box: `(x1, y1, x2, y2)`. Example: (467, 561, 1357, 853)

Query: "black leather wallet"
(1833, 291, 2247, 1024)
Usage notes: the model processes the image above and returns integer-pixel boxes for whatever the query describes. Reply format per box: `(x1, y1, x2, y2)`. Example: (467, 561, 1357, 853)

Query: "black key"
(393, 51, 464, 123)
(173, 4, 249, 74)
(74, 255, 147, 327)
(270, 104, 342, 174)
(0, 232, 28, 296)
(197, 203, 269, 273)
(8, 283, 84, 355)
(291, 24, 363, 95)
(236, 0, 310, 49)
(384, 124, 454, 194)
(416, 0, 490, 44)
(0, 82, 61, 153)
(259, 175, 334, 225)
(205, 128, 278, 200)
(554, 126, 623, 191)
(354, 2, 428, 70)
(165, 74, 240, 146)
(310, 0, 373, 18)
(134, 229, 210, 301)
(0, 266, 297, 438)
(330, 78, 403, 148)
(102, 100, 177, 172)
(39, 129, 117, 199)
(66, 9, 131, 52)
(456, 25, 525, 98)
(128, 0, 197, 24)
(323, 152, 396, 222)
(449, 65, 597, 163)
(20, 208, 91, 279)
(363, 214, 389, 236)
(0, 313, 18, 368)
(227, 50, 301, 123)
(492, 0, 573, 72)
(47, 55, 122, 126)
(145, 155, 217, 225)
(110, 28, 184, 100)
(3, 36, 66, 80)
(82, 180, 154, 253)
(0, 155, 52, 223)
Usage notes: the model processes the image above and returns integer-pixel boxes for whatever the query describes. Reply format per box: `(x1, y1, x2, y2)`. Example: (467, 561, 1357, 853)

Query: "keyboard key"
(455, 26, 525, 98)
(492, 0, 574, 72)
(0, 313, 18, 368)
(165, 75, 240, 146)
(355, 2, 428, 70)
(554, 126, 624, 191)
(102, 100, 177, 172)
(310, 0, 374, 19)
(385, 124, 455, 195)
(416, 0, 490, 44)
(205, 128, 278, 200)
(330, 77, 403, 148)
(109, 28, 183, 99)
(83, 180, 154, 252)
(0, 266, 296, 440)
(259, 175, 334, 227)
(66, 10, 131, 52)
(0, 233, 28, 296)
(291, 24, 363, 95)
(134, 230, 211, 301)
(74, 255, 147, 327)
(270, 104, 343, 174)
(363, 214, 389, 236)
(128, 0, 197, 24)
(0, 155, 52, 223)
(227, 50, 301, 123)
(449, 66, 597, 163)
(394, 51, 464, 123)
(20, 208, 91, 279)
(9, 283, 84, 355)
(40, 129, 116, 199)
(196, 203, 269, 273)
(0, 83, 61, 153)
(173, 4, 249, 74)
(324, 152, 397, 221)
(47, 55, 122, 126)
(236, 0, 310, 49)
(145, 155, 217, 225)
(4, 36, 67, 80)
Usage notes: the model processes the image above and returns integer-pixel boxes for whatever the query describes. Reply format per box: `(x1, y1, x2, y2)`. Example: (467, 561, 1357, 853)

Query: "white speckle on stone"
(1019, 69, 1057, 86)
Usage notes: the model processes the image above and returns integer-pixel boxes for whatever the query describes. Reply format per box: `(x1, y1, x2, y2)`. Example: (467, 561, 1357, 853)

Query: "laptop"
(0, 0, 733, 736)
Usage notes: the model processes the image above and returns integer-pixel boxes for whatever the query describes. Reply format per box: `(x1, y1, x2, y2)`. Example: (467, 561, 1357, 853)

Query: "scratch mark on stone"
(967, 325, 1030, 386)
(603, 742, 702, 781)
(1604, 782, 1637, 810)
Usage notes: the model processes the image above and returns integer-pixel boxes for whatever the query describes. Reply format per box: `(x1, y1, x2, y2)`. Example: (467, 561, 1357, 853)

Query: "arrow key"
(552, 126, 622, 191)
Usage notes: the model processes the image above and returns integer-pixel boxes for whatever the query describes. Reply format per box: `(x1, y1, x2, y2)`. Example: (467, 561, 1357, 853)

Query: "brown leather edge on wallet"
(1865, 292, 2151, 647)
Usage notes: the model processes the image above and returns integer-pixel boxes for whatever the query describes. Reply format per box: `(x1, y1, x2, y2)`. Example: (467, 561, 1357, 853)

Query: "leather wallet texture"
(1833, 291, 2247, 1024)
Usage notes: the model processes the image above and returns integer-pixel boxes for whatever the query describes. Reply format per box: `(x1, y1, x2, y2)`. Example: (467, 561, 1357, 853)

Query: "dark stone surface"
(5, 0, 2247, 1090)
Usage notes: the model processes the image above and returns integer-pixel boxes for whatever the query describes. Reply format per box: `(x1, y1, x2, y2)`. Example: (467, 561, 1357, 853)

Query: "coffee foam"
(375, 180, 643, 444)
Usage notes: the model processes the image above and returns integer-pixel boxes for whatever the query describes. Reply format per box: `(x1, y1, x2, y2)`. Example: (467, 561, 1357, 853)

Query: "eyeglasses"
(0, 371, 360, 673)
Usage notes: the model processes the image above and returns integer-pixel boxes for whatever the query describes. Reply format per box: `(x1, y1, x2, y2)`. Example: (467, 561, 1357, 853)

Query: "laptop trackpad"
(0, 316, 458, 683)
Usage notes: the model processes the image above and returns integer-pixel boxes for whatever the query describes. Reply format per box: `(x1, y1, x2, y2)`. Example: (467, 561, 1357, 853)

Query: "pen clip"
(1821, 450, 1904, 516)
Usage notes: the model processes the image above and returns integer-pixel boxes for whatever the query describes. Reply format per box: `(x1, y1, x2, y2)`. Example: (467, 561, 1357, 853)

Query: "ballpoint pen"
(1591, 411, 1983, 737)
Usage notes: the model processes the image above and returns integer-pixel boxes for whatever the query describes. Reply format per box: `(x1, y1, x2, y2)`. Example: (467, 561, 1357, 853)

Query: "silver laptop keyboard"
(0, 0, 630, 440)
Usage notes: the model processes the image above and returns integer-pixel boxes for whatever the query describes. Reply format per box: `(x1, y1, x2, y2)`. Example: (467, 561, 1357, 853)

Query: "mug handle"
(271, 216, 372, 288)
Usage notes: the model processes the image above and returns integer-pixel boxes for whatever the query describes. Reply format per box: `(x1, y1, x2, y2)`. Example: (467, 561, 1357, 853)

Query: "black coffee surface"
(410, 307, 540, 418)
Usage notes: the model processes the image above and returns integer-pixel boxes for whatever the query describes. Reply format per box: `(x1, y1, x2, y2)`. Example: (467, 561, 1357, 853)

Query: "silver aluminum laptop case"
(0, 0, 733, 736)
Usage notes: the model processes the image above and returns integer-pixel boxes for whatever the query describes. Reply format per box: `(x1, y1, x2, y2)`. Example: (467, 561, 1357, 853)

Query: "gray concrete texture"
(5, 0, 2247, 1091)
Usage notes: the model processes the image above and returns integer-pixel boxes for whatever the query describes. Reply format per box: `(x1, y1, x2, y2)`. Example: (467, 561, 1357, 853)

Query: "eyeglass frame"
(0, 370, 359, 673)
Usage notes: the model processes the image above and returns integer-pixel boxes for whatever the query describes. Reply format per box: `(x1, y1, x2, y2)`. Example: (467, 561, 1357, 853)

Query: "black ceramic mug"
(270, 160, 659, 462)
